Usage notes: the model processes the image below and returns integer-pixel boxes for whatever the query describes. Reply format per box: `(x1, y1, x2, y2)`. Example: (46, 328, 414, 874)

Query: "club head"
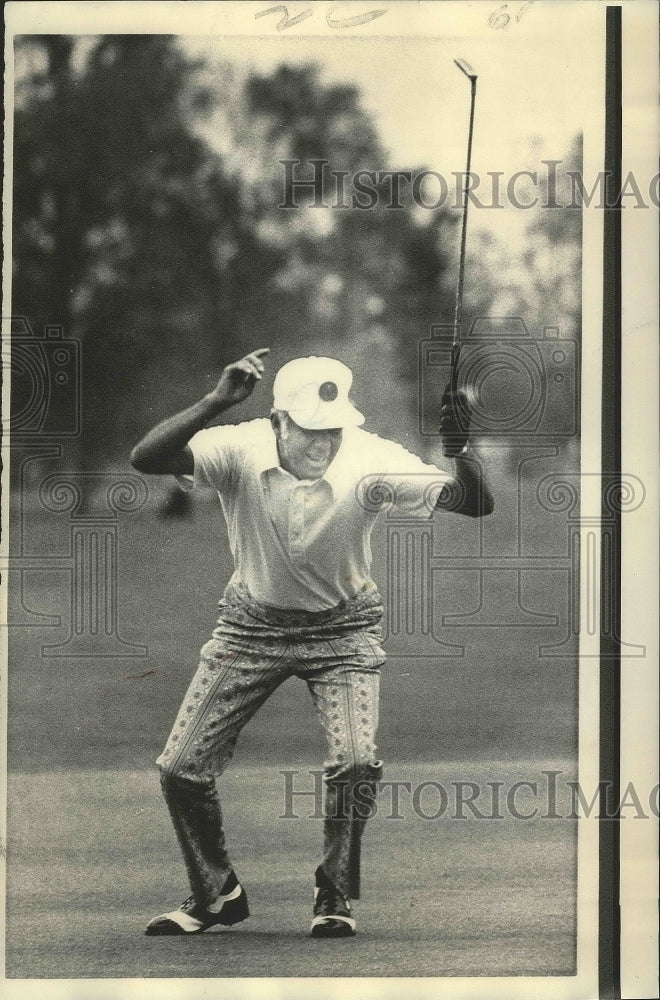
(454, 58, 477, 80)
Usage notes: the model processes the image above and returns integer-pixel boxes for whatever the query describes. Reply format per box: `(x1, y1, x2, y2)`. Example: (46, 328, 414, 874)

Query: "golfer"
(130, 349, 494, 938)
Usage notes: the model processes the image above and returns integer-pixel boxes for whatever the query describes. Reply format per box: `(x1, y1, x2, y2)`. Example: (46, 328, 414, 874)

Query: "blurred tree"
(12, 42, 473, 486)
(12, 35, 251, 481)
(523, 135, 582, 343)
(485, 135, 582, 341)
(232, 64, 461, 447)
(454, 135, 583, 479)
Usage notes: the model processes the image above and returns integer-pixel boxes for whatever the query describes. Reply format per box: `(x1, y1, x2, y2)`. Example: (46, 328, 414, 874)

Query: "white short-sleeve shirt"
(178, 418, 451, 610)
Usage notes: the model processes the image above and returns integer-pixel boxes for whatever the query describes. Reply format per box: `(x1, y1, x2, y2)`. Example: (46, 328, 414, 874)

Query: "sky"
(180, 1, 604, 242)
(187, 30, 588, 178)
(10, 0, 605, 245)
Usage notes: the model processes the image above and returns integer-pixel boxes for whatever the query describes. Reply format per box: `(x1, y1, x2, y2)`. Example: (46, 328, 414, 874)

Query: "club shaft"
(453, 75, 477, 348)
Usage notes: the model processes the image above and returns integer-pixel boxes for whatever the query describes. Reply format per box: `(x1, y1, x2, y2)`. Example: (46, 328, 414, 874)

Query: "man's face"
(272, 413, 343, 480)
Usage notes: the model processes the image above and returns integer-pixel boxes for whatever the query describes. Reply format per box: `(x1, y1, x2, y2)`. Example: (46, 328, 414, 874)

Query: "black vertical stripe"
(600, 7, 621, 998)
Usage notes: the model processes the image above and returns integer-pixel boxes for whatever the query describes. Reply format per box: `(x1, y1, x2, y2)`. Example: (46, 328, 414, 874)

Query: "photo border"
(2, 2, 657, 998)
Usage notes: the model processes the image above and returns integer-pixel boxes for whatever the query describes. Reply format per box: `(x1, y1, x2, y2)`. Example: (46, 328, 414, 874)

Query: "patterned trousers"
(156, 581, 386, 904)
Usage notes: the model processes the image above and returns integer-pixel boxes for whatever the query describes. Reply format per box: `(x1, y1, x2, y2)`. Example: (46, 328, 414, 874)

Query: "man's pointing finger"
(246, 353, 267, 373)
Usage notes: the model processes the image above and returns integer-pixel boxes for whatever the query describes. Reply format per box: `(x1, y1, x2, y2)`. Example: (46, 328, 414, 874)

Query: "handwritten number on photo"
(256, 4, 387, 31)
(489, 2, 534, 30)
(255, 5, 313, 30)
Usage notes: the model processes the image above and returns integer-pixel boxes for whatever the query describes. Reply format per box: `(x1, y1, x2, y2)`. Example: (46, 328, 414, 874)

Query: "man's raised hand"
(212, 348, 270, 407)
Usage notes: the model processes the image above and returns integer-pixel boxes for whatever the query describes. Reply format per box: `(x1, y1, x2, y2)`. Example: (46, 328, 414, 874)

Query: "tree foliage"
(12, 36, 466, 474)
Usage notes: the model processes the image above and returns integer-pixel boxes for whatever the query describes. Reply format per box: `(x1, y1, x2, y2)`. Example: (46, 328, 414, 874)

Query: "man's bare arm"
(129, 348, 270, 475)
(436, 446, 494, 518)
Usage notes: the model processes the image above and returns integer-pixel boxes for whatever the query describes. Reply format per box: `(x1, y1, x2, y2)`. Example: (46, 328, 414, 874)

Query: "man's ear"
(270, 409, 285, 437)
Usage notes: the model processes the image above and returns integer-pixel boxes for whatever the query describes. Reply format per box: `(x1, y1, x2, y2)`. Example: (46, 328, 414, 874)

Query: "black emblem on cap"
(319, 381, 338, 402)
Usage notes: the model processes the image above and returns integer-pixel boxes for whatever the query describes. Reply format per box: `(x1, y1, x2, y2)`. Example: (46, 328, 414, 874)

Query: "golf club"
(451, 57, 478, 397)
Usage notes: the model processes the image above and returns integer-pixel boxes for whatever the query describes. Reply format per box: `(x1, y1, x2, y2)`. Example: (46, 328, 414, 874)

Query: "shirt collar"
(254, 420, 282, 475)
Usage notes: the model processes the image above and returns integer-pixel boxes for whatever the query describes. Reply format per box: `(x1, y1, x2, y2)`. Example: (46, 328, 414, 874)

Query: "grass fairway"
(6, 501, 580, 982)
(8, 501, 578, 773)
(5, 762, 576, 980)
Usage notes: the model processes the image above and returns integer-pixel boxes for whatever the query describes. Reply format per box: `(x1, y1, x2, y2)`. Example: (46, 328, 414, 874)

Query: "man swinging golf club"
(130, 349, 494, 938)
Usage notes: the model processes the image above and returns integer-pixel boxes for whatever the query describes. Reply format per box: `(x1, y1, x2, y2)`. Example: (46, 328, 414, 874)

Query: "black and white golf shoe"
(145, 871, 249, 935)
(310, 865, 356, 938)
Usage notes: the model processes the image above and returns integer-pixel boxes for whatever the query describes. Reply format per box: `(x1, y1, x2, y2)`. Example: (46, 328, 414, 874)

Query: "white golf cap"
(272, 357, 365, 430)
